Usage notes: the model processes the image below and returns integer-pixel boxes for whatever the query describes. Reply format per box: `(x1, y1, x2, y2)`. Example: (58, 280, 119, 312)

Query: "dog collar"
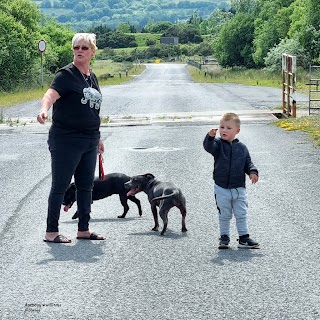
(146, 178, 155, 190)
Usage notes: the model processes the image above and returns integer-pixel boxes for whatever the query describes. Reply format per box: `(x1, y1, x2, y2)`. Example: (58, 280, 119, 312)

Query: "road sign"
(38, 40, 46, 52)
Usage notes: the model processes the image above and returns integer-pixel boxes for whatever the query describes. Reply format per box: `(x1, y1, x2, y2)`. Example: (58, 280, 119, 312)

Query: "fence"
(307, 65, 320, 115)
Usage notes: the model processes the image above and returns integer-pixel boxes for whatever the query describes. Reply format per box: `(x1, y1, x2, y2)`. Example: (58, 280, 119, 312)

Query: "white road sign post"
(38, 40, 46, 88)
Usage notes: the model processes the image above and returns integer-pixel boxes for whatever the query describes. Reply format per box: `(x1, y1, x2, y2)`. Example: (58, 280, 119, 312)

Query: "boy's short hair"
(221, 112, 241, 128)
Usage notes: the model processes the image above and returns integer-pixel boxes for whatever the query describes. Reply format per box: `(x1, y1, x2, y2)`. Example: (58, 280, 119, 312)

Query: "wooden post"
(292, 100, 296, 118)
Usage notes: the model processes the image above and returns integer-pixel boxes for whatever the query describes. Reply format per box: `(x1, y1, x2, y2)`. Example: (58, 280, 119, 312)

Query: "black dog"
(63, 173, 142, 219)
(125, 173, 187, 235)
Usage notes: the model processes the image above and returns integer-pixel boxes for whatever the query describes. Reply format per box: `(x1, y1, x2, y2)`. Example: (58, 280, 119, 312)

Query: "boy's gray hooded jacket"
(203, 134, 258, 189)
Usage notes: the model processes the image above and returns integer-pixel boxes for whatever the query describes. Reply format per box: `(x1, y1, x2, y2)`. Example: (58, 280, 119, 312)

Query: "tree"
(196, 42, 214, 56)
(308, 0, 320, 28)
(0, 0, 41, 91)
(199, 9, 233, 36)
(179, 24, 203, 43)
(287, 0, 308, 40)
(40, 19, 74, 72)
(188, 10, 202, 28)
(9, 0, 41, 33)
(273, 6, 293, 39)
(286, 0, 320, 62)
(116, 22, 131, 33)
(89, 25, 112, 38)
(298, 25, 320, 63)
(143, 21, 173, 33)
(292, 0, 320, 62)
(108, 31, 137, 48)
(252, 0, 295, 67)
(214, 13, 255, 68)
(230, 0, 258, 14)
(164, 23, 203, 44)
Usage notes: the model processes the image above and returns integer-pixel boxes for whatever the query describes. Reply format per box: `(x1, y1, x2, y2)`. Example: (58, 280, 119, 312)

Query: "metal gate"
(282, 54, 297, 117)
(307, 65, 320, 115)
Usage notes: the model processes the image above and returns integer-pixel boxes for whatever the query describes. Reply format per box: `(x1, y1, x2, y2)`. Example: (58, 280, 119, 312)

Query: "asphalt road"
(0, 64, 319, 320)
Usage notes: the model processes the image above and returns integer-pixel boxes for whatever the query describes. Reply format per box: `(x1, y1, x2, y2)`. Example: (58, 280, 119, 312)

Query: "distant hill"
(31, 0, 230, 31)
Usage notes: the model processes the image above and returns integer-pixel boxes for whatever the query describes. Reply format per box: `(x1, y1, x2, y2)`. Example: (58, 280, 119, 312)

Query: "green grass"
(0, 88, 47, 108)
(187, 65, 309, 94)
(114, 46, 149, 55)
(93, 61, 145, 86)
(188, 65, 281, 85)
(91, 60, 145, 85)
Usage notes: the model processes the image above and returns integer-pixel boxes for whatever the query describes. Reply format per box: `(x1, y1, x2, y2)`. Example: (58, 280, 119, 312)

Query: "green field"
(113, 47, 148, 55)
(131, 33, 161, 46)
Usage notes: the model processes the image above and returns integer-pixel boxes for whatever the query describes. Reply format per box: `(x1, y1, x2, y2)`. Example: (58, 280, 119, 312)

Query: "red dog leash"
(98, 154, 105, 180)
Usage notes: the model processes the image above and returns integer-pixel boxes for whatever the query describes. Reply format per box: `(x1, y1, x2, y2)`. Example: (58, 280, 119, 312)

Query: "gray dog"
(125, 173, 187, 235)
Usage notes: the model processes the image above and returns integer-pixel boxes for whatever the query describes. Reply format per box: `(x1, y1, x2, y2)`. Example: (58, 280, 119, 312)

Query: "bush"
(113, 55, 126, 62)
(146, 39, 156, 46)
(96, 48, 114, 60)
(264, 38, 311, 72)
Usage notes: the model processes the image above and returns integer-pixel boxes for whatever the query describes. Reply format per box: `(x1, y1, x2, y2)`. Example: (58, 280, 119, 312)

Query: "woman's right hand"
(37, 109, 48, 124)
(37, 88, 60, 124)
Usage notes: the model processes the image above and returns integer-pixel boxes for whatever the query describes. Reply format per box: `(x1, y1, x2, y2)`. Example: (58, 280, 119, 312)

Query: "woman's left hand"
(98, 139, 104, 154)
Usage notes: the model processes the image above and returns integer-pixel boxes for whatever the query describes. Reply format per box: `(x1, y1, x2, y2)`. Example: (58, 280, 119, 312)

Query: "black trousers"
(47, 132, 99, 232)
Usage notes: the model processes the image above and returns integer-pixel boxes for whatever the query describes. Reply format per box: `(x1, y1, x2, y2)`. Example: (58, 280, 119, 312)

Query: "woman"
(37, 33, 105, 243)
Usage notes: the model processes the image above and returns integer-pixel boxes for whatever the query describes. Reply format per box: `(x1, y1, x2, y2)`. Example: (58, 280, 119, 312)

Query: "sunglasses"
(73, 46, 90, 51)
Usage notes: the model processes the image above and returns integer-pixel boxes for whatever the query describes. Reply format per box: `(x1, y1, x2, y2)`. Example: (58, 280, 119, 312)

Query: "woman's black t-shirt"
(50, 63, 102, 138)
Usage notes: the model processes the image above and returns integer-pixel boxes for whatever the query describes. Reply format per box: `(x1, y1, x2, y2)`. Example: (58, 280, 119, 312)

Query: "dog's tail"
(151, 190, 178, 202)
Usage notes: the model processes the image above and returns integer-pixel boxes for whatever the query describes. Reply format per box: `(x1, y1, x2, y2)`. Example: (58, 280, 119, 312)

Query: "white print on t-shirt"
(81, 87, 102, 110)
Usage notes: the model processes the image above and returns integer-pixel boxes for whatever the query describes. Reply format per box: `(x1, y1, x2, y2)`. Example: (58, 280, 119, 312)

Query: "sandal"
(76, 232, 105, 240)
(43, 235, 72, 243)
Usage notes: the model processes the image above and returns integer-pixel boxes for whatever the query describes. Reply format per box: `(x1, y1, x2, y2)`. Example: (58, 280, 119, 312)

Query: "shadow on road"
(211, 249, 264, 265)
(129, 229, 188, 239)
(37, 240, 105, 265)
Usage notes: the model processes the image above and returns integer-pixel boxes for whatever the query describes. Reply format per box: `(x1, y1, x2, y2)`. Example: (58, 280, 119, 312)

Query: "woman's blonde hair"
(72, 33, 98, 51)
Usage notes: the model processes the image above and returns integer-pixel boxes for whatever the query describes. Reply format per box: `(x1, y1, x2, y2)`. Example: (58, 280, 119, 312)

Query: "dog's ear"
(144, 173, 155, 179)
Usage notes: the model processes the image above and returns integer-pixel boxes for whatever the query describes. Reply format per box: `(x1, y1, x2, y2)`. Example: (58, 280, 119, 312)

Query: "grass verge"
(0, 88, 47, 108)
(274, 116, 320, 146)
(187, 65, 309, 93)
